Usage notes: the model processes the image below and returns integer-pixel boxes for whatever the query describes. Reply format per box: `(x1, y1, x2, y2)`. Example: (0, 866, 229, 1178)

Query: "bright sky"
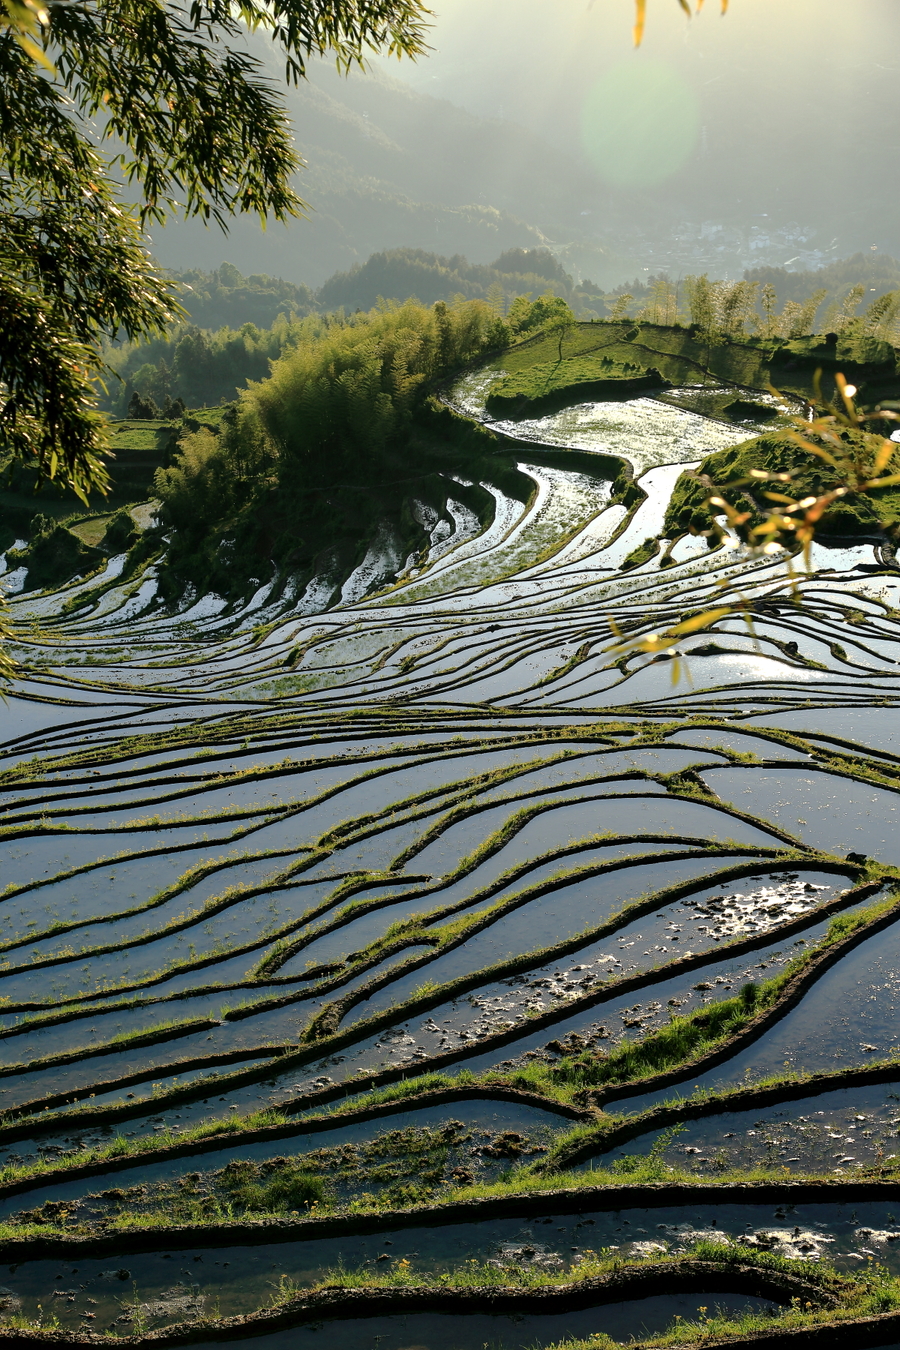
(376, 0, 900, 241)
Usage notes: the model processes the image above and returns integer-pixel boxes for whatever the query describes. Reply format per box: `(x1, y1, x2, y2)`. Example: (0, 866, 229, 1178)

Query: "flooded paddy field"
(3, 368, 900, 1348)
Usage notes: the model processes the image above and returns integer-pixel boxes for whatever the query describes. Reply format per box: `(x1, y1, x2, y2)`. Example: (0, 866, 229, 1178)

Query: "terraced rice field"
(3, 381, 900, 1347)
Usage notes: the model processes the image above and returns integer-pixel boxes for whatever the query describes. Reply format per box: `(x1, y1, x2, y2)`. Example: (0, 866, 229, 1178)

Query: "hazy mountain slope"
(150, 56, 625, 287)
(745, 254, 900, 311)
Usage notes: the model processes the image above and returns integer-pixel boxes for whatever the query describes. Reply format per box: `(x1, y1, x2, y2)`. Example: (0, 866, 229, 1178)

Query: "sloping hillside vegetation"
(148, 51, 614, 286)
(101, 253, 900, 418)
(151, 300, 514, 603)
(316, 246, 578, 312)
(664, 428, 900, 546)
(101, 249, 595, 416)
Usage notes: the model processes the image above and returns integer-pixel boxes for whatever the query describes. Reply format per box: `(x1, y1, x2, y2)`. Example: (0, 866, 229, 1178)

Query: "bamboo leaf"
(13, 28, 53, 68)
(835, 371, 860, 421)
(786, 432, 840, 469)
(670, 607, 731, 635)
(0, 0, 54, 68)
(635, 634, 674, 653)
(872, 439, 895, 476)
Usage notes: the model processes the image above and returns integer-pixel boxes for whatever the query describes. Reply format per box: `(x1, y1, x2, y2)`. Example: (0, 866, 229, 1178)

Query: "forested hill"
(171, 247, 588, 333)
(172, 263, 316, 332)
(171, 248, 900, 341)
(103, 249, 605, 413)
(316, 246, 579, 312)
(122, 246, 900, 417)
(744, 253, 900, 311)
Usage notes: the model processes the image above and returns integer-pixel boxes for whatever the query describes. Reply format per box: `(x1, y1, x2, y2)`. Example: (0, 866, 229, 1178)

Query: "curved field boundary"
(6, 1312, 900, 1350)
(553, 1056, 900, 1166)
(642, 1315, 900, 1349)
(9, 1052, 900, 1204)
(0, 1086, 590, 1201)
(300, 849, 831, 1042)
(0, 867, 871, 1147)
(1, 765, 716, 985)
(579, 882, 900, 1112)
(0, 1044, 290, 1124)
(0, 1262, 839, 1346)
(0, 708, 604, 785)
(255, 837, 782, 987)
(3, 1179, 900, 1256)
(0, 836, 780, 1021)
(0, 1018, 224, 1082)
(0, 730, 593, 826)
(0, 835, 748, 1025)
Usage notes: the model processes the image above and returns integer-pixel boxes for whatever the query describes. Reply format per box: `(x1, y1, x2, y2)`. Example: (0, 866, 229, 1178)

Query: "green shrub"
(664, 427, 900, 543)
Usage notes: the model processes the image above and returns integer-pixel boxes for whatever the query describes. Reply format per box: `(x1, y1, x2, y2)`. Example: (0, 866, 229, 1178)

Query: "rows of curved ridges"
(1, 388, 900, 1344)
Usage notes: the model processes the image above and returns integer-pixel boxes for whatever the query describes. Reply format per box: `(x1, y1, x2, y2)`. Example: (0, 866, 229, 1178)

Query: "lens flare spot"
(581, 58, 700, 188)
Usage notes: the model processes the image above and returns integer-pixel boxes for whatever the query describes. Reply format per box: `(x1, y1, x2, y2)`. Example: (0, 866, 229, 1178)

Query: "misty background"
(148, 0, 900, 295)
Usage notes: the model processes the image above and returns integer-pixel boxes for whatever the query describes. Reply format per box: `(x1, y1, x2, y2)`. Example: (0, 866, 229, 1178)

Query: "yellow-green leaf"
(872, 439, 895, 476)
(670, 607, 731, 635)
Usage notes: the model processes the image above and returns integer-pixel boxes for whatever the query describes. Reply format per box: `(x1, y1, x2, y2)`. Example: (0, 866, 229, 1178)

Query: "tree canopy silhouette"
(0, 0, 431, 500)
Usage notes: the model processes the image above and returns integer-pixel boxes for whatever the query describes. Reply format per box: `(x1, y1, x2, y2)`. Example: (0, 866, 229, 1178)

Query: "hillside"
(150, 54, 630, 289)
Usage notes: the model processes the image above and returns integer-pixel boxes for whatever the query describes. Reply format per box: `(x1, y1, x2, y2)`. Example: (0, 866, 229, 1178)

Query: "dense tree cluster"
(317, 246, 576, 313)
(173, 263, 317, 331)
(103, 250, 590, 412)
(153, 299, 507, 587)
(111, 322, 292, 413)
(745, 252, 900, 317)
(0, 0, 431, 500)
(102, 248, 900, 416)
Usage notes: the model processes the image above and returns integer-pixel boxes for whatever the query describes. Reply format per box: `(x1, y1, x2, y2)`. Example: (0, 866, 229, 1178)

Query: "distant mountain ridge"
(168, 247, 900, 336)
(168, 247, 600, 333)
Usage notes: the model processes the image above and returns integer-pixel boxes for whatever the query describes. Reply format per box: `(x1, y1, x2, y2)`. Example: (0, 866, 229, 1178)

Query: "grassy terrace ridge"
(0, 824, 743, 1021)
(7, 460, 900, 1345)
(298, 845, 843, 1046)
(0, 728, 823, 1010)
(4, 1049, 900, 1206)
(0, 713, 830, 799)
(0, 726, 592, 827)
(0, 844, 819, 1141)
(0, 716, 843, 852)
(8, 1168, 900, 1251)
(484, 355, 670, 415)
(0, 1246, 894, 1344)
(664, 426, 900, 545)
(0, 870, 882, 1158)
(476, 317, 900, 409)
(0, 715, 889, 822)
(537, 888, 900, 1117)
